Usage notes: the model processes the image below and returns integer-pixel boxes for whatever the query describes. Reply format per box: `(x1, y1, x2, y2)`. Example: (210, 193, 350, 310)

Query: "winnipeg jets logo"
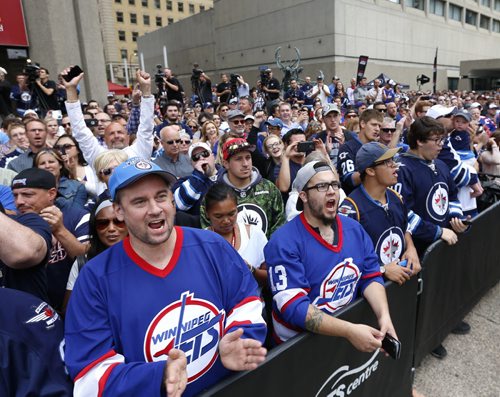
(375, 227, 404, 265)
(26, 302, 59, 328)
(426, 183, 449, 221)
(237, 203, 268, 234)
(313, 258, 361, 313)
(135, 160, 152, 170)
(144, 292, 224, 383)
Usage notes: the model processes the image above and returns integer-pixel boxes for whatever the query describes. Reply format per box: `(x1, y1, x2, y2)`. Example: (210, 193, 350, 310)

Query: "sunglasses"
(376, 108, 387, 113)
(62, 123, 71, 128)
(191, 150, 211, 162)
(345, 114, 358, 119)
(54, 143, 75, 152)
(163, 139, 182, 145)
(381, 128, 396, 133)
(95, 218, 126, 231)
(230, 119, 245, 125)
(181, 139, 192, 145)
(99, 167, 116, 176)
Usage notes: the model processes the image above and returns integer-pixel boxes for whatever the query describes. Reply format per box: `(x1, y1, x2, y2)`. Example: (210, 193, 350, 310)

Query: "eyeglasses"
(163, 139, 182, 145)
(266, 142, 281, 150)
(381, 128, 396, 133)
(373, 159, 399, 168)
(230, 119, 245, 125)
(95, 218, 126, 231)
(345, 114, 358, 119)
(62, 123, 71, 128)
(427, 137, 446, 145)
(191, 150, 211, 162)
(305, 181, 341, 192)
(96, 118, 111, 124)
(181, 139, 192, 145)
(54, 143, 75, 152)
(188, 125, 199, 130)
(220, 108, 229, 112)
(99, 167, 116, 176)
(376, 108, 387, 113)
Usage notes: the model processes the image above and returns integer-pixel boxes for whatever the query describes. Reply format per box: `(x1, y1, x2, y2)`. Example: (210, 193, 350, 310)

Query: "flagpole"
(432, 48, 438, 94)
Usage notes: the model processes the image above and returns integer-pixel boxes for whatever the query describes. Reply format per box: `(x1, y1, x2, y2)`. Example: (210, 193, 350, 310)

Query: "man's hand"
(163, 349, 187, 397)
(441, 227, 458, 245)
(345, 323, 383, 352)
(131, 83, 142, 105)
(61, 66, 84, 101)
(384, 260, 411, 286)
(313, 138, 329, 159)
(219, 328, 267, 371)
(136, 70, 151, 97)
(470, 181, 483, 198)
(283, 141, 300, 159)
(193, 157, 211, 176)
(450, 217, 469, 234)
(402, 247, 421, 275)
(40, 205, 64, 233)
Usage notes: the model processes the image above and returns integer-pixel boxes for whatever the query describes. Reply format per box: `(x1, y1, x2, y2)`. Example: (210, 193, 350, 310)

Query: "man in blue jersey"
(65, 157, 267, 397)
(265, 160, 397, 350)
(339, 142, 421, 286)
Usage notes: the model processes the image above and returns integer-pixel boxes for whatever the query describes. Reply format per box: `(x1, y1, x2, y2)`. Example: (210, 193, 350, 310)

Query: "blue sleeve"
(173, 171, 212, 212)
(0, 185, 16, 211)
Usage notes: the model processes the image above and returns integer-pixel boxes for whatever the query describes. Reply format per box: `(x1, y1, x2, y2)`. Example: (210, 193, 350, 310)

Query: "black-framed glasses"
(427, 137, 446, 145)
(95, 218, 126, 231)
(305, 181, 341, 192)
(54, 143, 75, 152)
(381, 128, 396, 133)
(191, 150, 211, 162)
(163, 139, 182, 145)
(376, 108, 387, 113)
(373, 159, 399, 168)
(99, 167, 116, 176)
(181, 139, 192, 145)
(230, 119, 245, 125)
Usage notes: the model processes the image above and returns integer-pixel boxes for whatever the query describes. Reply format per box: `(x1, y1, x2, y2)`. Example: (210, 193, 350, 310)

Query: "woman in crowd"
(0, 122, 29, 167)
(34, 148, 88, 208)
(54, 134, 101, 199)
(204, 183, 268, 286)
(335, 81, 350, 108)
(186, 120, 200, 139)
(63, 198, 128, 313)
(478, 132, 500, 183)
(93, 149, 128, 200)
(200, 120, 220, 149)
(179, 131, 192, 155)
(44, 116, 60, 148)
(261, 135, 284, 182)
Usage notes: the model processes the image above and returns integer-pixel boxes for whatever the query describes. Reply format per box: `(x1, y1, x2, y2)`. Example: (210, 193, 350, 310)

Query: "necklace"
(230, 226, 236, 248)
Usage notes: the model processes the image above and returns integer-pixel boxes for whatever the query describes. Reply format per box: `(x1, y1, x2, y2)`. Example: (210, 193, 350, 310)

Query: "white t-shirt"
(237, 222, 267, 269)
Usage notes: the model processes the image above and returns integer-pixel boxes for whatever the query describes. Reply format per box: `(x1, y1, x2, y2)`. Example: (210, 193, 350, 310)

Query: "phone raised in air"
(297, 141, 315, 153)
(63, 65, 84, 82)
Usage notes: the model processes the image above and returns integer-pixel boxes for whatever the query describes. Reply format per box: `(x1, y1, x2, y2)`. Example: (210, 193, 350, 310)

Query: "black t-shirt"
(36, 80, 59, 111)
(198, 80, 213, 104)
(0, 213, 52, 302)
(165, 77, 184, 103)
(216, 82, 231, 103)
(266, 78, 281, 100)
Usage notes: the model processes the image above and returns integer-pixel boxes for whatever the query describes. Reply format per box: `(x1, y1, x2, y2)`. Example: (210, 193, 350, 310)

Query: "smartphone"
(461, 219, 473, 226)
(51, 109, 62, 120)
(85, 118, 98, 128)
(297, 141, 315, 153)
(382, 333, 401, 360)
(398, 259, 408, 267)
(63, 65, 84, 82)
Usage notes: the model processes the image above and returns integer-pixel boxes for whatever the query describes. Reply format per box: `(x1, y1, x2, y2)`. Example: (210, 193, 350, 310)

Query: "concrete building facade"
(138, 0, 500, 93)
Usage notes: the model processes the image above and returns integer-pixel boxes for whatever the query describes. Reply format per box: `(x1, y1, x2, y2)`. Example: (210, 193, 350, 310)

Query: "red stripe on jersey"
(98, 362, 120, 397)
(123, 226, 184, 277)
(280, 291, 306, 313)
(74, 349, 116, 381)
(361, 271, 382, 279)
(299, 213, 344, 252)
(225, 320, 252, 333)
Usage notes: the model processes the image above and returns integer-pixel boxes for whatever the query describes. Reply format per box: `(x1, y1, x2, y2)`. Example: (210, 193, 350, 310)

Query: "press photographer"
(191, 65, 212, 106)
(24, 61, 59, 116)
(260, 68, 281, 102)
(155, 65, 184, 104)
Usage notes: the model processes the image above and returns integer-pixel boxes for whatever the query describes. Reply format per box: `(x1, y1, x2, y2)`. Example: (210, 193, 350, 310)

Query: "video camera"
(154, 64, 165, 86)
(260, 70, 270, 86)
(23, 59, 41, 85)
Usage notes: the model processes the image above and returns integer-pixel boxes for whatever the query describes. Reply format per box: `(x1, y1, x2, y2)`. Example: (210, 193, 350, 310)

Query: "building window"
(429, 0, 445, 16)
(129, 0, 135, 4)
(480, 15, 491, 29)
(449, 4, 462, 21)
(121, 49, 128, 59)
(405, 0, 424, 10)
(178, 2, 184, 12)
(387, 0, 401, 3)
(130, 13, 137, 24)
(465, 9, 478, 25)
(200, 5, 205, 11)
(118, 30, 126, 41)
(166, 0, 172, 10)
(132, 31, 139, 42)
(115, 0, 122, 3)
(143, 14, 150, 25)
(154, 0, 161, 8)
(493, 19, 500, 32)
(116, 11, 124, 22)
(142, 0, 148, 6)
(481, 0, 490, 7)
(156, 16, 162, 26)
(168, 17, 174, 24)
(189, 3, 195, 13)
(496, 0, 500, 11)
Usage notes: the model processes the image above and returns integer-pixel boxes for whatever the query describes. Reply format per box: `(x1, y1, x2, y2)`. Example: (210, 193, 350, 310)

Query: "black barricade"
(413, 201, 500, 366)
(201, 278, 418, 397)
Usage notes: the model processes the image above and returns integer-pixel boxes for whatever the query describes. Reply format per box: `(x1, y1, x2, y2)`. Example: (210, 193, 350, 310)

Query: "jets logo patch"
(426, 182, 449, 222)
(144, 291, 224, 383)
(375, 227, 404, 265)
(237, 203, 268, 234)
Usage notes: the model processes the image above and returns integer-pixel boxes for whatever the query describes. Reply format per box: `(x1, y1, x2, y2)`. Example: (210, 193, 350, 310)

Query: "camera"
(260, 70, 270, 86)
(23, 59, 41, 85)
(230, 74, 240, 84)
(154, 64, 165, 86)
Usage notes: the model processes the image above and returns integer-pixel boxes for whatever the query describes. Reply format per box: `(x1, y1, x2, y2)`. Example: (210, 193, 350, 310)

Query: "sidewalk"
(413, 281, 500, 397)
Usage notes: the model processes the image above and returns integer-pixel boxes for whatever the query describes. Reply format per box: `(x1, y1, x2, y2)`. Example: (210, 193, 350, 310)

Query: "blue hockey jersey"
(337, 136, 363, 194)
(396, 152, 463, 243)
(339, 185, 422, 265)
(65, 227, 266, 397)
(264, 213, 383, 344)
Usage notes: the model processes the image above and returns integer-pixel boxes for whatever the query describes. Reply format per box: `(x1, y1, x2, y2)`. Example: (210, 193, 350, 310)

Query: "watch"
(380, 266, 386, 274)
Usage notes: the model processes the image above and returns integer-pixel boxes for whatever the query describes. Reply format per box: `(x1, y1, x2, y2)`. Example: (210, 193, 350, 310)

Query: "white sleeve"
(249, 225, 268, 268)
(66, 259, 80, 291)
(65, 100, 105, 167)
(126, 96, 154, 160)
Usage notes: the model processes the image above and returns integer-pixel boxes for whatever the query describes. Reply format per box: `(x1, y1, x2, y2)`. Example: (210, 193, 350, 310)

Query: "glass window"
(480, 15, 491, 29)
(143, 14, 150, 25)
(405, 0, 424, 10)
(189, 3, 195, 13)
(166, 0, 172, 10)
(116, 11, 124, 22)
(465, 9, 478, 25)
(115, 0, 122, 3)
(130, 13, 137, 24)
(387, 0, 401, 3)
(178, 2, 184, 12)
(481, 0, 490, 7)
(493, 19, 500, 32)
(121, 49, 128, 59)
(200, 5, 205, 11)
(429, 0, 445, 16)
(118, 31, 126, 41)
(496, 0, 500, 11)
(132, 32, 139, 42)
(141, 0, 148, 6)
(168, 17, 174, 24)
(449, 4, 462, 21)
(154, 0, 161, 8)
(156, 16, 162, 26)
(129, 0, 135, 5)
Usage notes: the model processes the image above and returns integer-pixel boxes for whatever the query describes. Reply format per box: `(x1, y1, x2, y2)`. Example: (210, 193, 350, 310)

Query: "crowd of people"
(1, 62, 499, 396)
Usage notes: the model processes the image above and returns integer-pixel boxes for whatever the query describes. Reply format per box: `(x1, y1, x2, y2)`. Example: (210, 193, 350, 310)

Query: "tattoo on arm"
(304, 306, 323, 332)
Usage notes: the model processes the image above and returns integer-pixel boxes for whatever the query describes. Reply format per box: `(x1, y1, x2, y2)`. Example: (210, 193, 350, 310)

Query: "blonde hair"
(93, 150, 128, 182)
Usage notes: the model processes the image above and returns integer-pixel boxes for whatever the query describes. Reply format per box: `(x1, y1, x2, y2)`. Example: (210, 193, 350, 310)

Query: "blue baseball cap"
(108, 157, 176, 201)
(356, 142, 401, 174)
(265, 118, 284, 128)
